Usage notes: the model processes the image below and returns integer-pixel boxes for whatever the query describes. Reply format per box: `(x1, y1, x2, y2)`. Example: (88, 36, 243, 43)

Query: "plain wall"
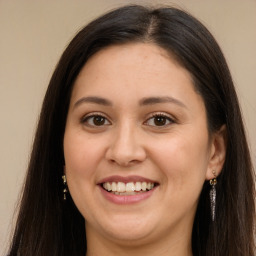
(0, 0, 255, 254)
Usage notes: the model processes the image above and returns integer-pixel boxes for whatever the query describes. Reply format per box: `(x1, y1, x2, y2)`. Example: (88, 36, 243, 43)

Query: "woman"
(8, 5, 255, 256)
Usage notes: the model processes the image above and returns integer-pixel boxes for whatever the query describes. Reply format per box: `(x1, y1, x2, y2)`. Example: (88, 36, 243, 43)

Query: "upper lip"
(97, 175, 158, 184)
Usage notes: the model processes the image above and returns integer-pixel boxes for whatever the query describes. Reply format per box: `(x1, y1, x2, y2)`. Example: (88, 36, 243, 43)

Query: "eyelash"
(144, 112, 175, 127)
(81, 112, 175, 128)
(81, 113, 111, 127)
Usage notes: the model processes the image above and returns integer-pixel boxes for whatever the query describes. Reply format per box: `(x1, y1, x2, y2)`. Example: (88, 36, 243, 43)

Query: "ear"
(205, 125, 227, 180)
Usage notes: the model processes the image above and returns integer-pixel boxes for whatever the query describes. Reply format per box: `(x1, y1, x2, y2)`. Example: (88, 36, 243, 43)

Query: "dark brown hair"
(8, 5, 255, 256)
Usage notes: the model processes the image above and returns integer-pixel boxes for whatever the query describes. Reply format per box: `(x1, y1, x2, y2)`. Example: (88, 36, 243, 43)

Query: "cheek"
(150, 129, 210, 190)
(150, 131, 210, 219)
(63, 132, 105, 217)
(64, 132, 105, 178)
(63, 132, 105, 207)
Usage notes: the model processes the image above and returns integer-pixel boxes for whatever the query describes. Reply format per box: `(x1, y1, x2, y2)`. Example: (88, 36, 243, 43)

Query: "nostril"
(108, 158, 143, 167)
(105, 138, 147, 166)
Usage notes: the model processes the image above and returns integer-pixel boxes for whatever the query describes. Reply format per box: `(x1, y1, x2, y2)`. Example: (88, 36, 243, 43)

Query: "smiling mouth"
(101, 181, 158, 196)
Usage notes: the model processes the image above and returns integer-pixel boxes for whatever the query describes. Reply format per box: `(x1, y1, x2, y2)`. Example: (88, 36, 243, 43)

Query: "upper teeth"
(102, 181, 155, 192)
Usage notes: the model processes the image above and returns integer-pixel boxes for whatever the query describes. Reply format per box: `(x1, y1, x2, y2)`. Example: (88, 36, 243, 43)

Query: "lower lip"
(98, 185, 157, 204)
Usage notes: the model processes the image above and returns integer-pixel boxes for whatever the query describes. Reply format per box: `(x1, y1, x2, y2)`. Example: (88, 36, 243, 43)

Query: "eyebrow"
(139, 96, 187, 108)
(73, 96, 112, 109)
(73, 96, 187, 109)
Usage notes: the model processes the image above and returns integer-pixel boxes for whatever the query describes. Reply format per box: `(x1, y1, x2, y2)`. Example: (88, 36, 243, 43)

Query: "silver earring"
(62, 175, 68, 200)
(209, 170, 217, 221)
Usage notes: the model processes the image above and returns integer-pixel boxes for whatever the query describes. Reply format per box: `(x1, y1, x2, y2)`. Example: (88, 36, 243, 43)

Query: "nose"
(105, 122, 147, 167)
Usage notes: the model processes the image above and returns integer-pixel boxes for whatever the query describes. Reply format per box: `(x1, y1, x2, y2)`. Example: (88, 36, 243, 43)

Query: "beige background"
(0, 0, 255, 254)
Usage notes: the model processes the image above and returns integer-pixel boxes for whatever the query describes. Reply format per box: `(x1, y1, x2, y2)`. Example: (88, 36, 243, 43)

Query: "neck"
(85, 224, 193, 256)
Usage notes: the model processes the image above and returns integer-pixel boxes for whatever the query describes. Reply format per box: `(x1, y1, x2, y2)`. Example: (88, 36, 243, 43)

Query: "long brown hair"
(8, 5, 255, 256)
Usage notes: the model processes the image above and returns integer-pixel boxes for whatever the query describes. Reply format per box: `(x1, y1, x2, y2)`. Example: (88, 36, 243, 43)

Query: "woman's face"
(64, 43, 216, 246)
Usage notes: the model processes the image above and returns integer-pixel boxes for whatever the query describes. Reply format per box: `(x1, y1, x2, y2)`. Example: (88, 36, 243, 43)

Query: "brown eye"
(154, 116, 168, 126)
(93, 116, 105, 126)
(145, 114, 174, 127)
(83, 114, 110, 127)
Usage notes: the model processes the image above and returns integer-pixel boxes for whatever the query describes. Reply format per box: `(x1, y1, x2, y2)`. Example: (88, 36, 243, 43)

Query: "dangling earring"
(209, 170, 217, 221)
(62, 174, 68, 200)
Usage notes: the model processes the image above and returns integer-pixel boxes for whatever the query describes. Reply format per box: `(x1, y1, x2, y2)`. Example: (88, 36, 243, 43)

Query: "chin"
(93, 215, 158, 244)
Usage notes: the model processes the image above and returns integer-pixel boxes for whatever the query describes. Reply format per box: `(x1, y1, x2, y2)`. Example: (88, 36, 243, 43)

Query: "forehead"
(81, 43, 183, 77)
(71, 43, 197, 101)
